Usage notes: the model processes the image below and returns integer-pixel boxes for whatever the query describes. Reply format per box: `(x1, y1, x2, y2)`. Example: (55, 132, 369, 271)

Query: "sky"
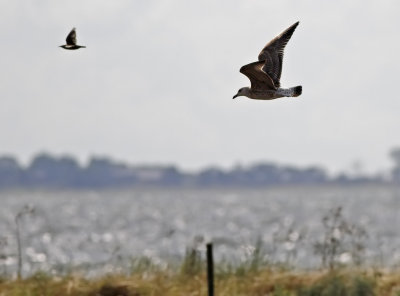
(1, 0, 400, 175)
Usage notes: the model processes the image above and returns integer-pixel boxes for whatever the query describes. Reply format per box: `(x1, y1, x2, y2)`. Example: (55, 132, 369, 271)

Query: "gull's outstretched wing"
(240, 61, 276, 90)
(257, 21, 299, 88)
(66, 28, 77, 45)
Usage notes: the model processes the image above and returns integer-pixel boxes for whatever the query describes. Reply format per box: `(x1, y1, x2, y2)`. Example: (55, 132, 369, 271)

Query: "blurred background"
(1, 0, 400, 277)
(1, 0, 400, 175)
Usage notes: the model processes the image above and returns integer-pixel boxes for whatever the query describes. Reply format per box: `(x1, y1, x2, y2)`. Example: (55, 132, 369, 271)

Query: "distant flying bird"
(59, 28, 86, 50)
(233, 21, 302, 101)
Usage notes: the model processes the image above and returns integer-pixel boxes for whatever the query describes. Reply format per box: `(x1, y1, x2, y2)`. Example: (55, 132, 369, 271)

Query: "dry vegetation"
(1, 268, 400, 296)
(2, 207, 400, 295)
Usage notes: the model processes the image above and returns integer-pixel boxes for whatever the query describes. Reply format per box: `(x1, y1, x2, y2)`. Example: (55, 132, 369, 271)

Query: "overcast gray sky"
(1, 0, 399, 174)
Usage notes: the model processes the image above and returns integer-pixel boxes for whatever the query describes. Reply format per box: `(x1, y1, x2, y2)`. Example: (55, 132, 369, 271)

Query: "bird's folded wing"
(257, 21, 299, 88)
(240, 61, 276, 90)
(66, 28, 77, 45)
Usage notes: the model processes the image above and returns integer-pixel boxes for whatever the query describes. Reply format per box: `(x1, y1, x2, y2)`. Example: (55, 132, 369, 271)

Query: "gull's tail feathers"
(290, 85, 302, 97)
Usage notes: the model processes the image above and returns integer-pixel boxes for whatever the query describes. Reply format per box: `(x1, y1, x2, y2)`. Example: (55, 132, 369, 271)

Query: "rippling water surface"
(0, 185, 400, 275)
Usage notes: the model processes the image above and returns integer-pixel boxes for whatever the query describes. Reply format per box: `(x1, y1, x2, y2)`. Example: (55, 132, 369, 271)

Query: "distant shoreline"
(0, 182, 397, 192)
(1, 152, 397, 189)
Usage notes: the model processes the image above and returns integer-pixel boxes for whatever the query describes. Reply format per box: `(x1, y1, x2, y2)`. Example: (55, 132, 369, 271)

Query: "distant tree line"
(0, 150, 398, 189)
(390, 148, 400, 183)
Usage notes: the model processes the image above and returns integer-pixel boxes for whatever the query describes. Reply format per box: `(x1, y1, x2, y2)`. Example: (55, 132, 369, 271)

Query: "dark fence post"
(206, 243, 214, 296)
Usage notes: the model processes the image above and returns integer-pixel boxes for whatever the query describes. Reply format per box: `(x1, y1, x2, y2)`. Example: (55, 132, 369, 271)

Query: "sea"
(0, 185, 400, 276)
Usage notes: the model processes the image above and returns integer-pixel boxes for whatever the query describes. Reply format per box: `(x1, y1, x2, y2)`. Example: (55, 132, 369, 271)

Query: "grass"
(2, 206, 399, 295)
(1, 266, 400, 296)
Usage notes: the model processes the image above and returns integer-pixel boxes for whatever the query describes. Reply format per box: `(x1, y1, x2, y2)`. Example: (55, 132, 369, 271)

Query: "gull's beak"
(232, 94, 238, 99)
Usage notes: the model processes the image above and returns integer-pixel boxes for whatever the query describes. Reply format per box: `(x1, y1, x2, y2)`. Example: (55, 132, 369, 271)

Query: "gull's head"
(232, 87, 250, 99)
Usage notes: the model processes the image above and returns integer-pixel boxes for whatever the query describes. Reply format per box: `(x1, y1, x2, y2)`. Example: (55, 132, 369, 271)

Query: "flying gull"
(233, 21, 302, 100)
(60, 28, 86, 50)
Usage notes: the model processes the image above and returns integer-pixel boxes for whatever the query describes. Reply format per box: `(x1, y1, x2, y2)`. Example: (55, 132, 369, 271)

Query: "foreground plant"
(1, 267, 399, 296)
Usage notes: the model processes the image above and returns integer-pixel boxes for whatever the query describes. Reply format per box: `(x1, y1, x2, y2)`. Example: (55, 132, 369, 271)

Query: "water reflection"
(0, 186, 399, 276)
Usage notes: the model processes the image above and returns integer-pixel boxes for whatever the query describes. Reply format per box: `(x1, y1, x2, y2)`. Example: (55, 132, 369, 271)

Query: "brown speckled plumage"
(233, 22, 302, 101)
